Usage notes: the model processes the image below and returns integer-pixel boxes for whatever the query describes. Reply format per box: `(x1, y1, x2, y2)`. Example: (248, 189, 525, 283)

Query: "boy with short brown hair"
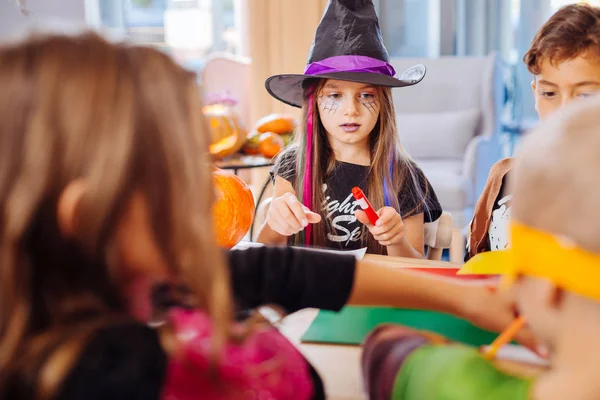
(467, 3, 600, 260)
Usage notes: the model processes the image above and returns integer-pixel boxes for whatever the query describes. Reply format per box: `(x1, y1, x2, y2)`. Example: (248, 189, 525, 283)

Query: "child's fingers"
(284, 194, 310, 227)
(267, 194, 322, 236)
(357, 207, 405, 245)
(372, 224, 401, 240)
(374, 226, 404, 246)
(467, 287, 542, 356)
(370, 222, 396, 236)
(267, 198, 304, 235)
(378, 238, 401, 247)
(512, 327, 541, 355)
(370, 214, 403, 236)
(373, 207, 399, 227)
(274, 205, 304, 233)
(355, 210, 373, 227)
(267, 208, 298, 236)
(304, 207, 322, 223)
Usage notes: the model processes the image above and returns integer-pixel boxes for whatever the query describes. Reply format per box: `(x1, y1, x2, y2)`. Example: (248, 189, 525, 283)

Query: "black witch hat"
(265, 0, 426, 108)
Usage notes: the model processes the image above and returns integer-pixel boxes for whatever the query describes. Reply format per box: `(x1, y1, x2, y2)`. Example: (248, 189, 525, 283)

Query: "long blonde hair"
(279, 79, 430, 254)
(0, 33, 232, 396)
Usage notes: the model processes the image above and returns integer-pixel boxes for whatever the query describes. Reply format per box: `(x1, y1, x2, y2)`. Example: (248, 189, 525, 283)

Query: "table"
(214, 154, 274, 175)
(362, 253, 461, 268)
(280, 309, 363, 400)
(278, 255, 458, 400)
(277, 255, 545, 400)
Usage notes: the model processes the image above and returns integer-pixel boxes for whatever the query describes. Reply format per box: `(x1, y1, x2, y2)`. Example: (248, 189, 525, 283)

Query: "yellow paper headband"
(459, 222, 600, 301)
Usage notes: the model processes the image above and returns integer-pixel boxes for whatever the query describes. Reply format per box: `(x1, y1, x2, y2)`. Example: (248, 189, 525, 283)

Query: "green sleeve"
(392, 344, 533, 400)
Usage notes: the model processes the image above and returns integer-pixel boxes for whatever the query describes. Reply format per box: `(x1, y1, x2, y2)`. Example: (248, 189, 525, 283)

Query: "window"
(90, 0, 240, 71)
(374, 1, 600, 122)
(374, 0, 441, 58)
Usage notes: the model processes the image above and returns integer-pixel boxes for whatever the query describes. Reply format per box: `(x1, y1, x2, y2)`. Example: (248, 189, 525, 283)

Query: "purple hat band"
(304, 55, 396, 77)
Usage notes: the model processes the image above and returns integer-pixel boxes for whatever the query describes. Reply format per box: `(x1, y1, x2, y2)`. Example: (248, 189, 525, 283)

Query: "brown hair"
(0, 32, 232, 396)
(278, 79, 431, 254)
(524, 3, 600, 75)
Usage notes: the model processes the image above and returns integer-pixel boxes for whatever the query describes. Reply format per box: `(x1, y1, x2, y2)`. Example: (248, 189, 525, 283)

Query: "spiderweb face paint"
(318, 94, 341, 115)
(359, 94, 379, 116)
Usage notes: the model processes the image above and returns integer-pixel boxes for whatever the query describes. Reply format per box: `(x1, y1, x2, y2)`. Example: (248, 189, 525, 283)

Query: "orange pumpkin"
(255, 113, 297, 134)
(258, 132, 284, 158)
(242, 130, 261, 155)
(212, 168, 255, 248)
(204, 104, 247, 159)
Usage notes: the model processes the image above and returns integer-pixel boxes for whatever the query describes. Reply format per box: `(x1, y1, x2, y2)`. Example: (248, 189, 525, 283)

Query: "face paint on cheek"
(318, 95, 340, 115)
(359, 97, 379, 116)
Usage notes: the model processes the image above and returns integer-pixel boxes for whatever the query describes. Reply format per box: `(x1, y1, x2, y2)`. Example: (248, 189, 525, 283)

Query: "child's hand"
(463, 284, 540, 354)
(356, 206, 405, 246)
(266, 192, 322, 236)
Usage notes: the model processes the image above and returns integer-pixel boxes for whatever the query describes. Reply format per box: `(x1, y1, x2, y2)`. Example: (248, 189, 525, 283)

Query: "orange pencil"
(483, 316, 526, 360)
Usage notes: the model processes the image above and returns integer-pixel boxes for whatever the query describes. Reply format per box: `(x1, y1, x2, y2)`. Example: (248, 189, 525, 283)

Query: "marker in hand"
(483, 316, 527, 360)
(352, 187, 379, 225)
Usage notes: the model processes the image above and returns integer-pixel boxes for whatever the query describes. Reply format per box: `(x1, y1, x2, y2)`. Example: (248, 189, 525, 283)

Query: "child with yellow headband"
(361, 96, 600, 399)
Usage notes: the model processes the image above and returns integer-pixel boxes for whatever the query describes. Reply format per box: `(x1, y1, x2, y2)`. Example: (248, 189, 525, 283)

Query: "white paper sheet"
(291, 246, 367, 260)
(231, 241, 367, 260)
(231, 241, 266, 250)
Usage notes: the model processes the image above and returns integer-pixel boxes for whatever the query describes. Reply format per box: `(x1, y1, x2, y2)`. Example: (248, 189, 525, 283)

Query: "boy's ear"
(57, 180, 88, 237)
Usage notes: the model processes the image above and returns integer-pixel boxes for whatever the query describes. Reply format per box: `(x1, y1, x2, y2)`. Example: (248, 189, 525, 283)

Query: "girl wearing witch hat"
(256, 0, 442, 258)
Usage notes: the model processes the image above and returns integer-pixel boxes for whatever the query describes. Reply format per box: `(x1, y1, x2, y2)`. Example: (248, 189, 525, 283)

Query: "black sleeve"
(227, 246, 356, 313)
(270, 147, 298, 184)
(57, 323, 167, 400)
(398, 163, 443, 223)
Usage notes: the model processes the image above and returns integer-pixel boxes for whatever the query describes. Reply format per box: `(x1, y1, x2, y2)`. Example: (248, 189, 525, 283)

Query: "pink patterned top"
(161, 309, 314, 400)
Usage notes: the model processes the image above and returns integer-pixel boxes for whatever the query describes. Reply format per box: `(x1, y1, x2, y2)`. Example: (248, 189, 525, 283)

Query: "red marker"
(352, 187, 379, 225)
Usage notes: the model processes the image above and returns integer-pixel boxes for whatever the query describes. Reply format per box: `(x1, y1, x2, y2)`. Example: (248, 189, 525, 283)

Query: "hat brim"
(265, 64, 427, 108)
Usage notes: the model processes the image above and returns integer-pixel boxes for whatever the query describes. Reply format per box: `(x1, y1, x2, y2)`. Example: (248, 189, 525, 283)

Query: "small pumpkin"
(242, 130, 261, 155)
(204, 104, 247, 159)
(255, 113, 297, 134)
(212, 168, 255, 248)
(258, 132, 284, 158)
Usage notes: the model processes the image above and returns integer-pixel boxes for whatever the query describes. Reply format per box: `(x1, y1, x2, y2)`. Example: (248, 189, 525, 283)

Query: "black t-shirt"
(271, 151, 443, 251)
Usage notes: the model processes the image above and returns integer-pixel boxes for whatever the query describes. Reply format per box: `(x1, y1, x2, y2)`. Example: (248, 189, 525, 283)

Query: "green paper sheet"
(301, 306, 499, 347)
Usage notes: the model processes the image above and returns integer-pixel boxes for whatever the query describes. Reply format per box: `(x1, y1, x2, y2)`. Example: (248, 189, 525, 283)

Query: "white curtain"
(244, 0, 328, 124)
